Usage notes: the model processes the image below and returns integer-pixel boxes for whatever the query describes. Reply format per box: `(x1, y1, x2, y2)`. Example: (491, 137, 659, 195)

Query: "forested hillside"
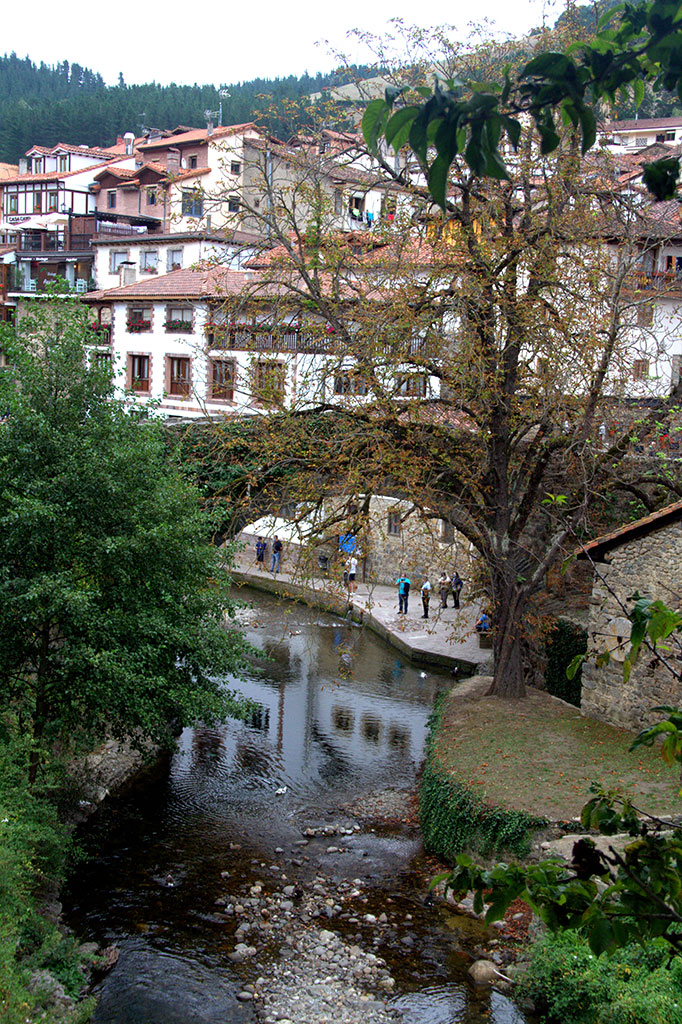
(0, 53, 360, 161)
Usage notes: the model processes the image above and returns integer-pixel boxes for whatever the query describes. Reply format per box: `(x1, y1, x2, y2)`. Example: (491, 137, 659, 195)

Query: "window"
(167, 248, 183, 271)
(333, 372, 367, 396)
(188, 155, 197, 170)
(633, 358, 650, 380)
(228, 196, 240, 213)
(671, 353, 681, 388)
(181, 190, 203, 217)
(140, 250, 159, 274)
(334, 190, 343, 215)
(92, 350, 112, 376)
(47, 192, 58, 212)
(164, 306, 193, 333)
(8, 195, 17, 214)
(230, 161, 241, 175)
(209, 358, 235, 401)
(167, 356, 191, 397)
(33, 193, 42, 213)
(127, 306, 152, 332)
(146, 187, 157, 206)
(387, 511, 401, 536)
(656, 133, 665, 143)
(636, 303, 654, 326)
(441, 520, 455, 544)
(110, 250, 129, 273)
(349, 195, 365, 220)
(107, 190, 117, 210)
(398, 374, 427, 397)
(635, 135, 648, 147)
(0, 349, 10, 370)
(128, 353, 150, 391)
(253, 361, 285, 405)
(33, 159, 42, 174)
(59, 155, 67, 172)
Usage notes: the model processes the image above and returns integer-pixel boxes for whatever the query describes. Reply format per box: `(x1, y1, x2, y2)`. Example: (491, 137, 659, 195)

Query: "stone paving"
(232, 550, 492, 676)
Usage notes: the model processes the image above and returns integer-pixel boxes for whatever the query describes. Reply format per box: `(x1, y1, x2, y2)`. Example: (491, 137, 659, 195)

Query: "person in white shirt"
(346, 555, 358, 593)
(421, 576, 431, 619)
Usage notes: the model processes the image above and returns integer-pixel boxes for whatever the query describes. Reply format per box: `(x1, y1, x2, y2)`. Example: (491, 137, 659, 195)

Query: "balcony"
(627, 271, 682, 297)
(205, 326, 336, 354)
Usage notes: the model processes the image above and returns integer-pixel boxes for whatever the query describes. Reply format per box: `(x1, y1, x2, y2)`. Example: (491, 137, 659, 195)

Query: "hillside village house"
(0, 118, 681, 418)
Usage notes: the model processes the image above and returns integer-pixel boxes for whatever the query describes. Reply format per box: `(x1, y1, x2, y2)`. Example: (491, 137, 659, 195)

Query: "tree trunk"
(486, 575, 527, 698)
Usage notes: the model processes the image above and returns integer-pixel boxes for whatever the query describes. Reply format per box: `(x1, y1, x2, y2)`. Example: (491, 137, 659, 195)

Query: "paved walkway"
(231, 551, 492, 676)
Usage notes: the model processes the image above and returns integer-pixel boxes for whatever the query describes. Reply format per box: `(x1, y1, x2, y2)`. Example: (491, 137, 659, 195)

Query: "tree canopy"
(0, 298, 250, 773)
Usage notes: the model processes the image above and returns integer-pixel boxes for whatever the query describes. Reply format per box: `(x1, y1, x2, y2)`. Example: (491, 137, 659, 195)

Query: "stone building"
(578, 499, 682, 731)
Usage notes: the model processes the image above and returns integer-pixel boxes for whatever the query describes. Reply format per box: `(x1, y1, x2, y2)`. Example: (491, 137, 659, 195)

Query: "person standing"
(438, 571, 451, 608)
(271, 536, 283, 573)
(396, 573, 411, 614)
(421, 576, 431, 619)
(255, 536, 266, 571)
(346, 554, 358, 593)
(451, 571, 463, 609)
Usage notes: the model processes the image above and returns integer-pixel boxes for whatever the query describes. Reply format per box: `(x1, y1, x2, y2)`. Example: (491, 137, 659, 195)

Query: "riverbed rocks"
(219, 870, 400, 1023)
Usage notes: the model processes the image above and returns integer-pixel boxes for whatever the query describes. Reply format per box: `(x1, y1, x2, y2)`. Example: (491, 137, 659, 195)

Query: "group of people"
(395, 569, 464, 619)
(254, 535, 283, 574)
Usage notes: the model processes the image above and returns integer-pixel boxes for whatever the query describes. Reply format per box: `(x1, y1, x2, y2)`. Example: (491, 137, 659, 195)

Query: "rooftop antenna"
(218, 89, 230, 127)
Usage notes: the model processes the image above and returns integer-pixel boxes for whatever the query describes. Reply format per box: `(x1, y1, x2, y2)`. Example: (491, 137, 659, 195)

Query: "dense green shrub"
(0, 733, 93, 1023)
(521, 931, 682, 1024)
(545, 619, 587, 706)
(419, 700, 545, 859)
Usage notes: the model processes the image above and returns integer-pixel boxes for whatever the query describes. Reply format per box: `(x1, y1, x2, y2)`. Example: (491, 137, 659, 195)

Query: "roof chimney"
(166, 147, 180, 174)
(123, 132, 135, 156)
(19, 158, 27, 174)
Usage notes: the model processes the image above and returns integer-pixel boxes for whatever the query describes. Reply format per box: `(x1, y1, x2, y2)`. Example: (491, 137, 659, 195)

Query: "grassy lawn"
(435, 678, 682, 820)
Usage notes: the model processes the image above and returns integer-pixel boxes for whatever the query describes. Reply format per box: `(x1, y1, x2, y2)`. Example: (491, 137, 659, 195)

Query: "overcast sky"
(4, 0, 558, 87)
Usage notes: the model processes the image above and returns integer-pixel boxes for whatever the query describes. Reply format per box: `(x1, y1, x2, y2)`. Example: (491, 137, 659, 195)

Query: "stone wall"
(581, 522, 682, 731)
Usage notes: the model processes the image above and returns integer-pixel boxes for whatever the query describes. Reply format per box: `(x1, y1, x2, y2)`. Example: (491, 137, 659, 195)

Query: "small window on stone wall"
(387, 510, 401, 536)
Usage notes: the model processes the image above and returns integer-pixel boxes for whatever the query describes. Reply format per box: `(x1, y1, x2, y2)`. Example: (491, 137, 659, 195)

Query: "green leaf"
(362, 99, 389, 153)
(384, 106, 421, 151)
(642, 157, 680, 201)
(428, 152, 453, 209)
(588, 915, 614, 955)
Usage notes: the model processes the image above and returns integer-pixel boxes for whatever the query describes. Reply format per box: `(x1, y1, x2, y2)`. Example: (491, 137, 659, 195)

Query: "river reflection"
(63, 587, 528, 1024)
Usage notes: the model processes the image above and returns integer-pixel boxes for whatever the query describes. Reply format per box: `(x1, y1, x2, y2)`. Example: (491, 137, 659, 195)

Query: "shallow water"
(64, 587, 528, 1024)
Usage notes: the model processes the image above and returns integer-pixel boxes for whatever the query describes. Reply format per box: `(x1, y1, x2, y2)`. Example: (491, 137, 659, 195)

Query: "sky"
(3, 0, 559, 87)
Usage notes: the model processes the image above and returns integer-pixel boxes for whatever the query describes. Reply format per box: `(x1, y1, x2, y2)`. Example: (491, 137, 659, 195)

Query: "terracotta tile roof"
(138, 123, 259, 150)
(577, 498, 682, 561)
(606, 117, 682, 132)
(93, 166, 140, 181)
(1, 160, 122, 185)
(0, 162, 18, 180)
(92, 265, 253, 299)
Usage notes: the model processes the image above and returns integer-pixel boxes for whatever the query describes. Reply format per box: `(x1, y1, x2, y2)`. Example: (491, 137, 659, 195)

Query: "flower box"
(164, 319, 193, 333)
(127, 320, 152, 333)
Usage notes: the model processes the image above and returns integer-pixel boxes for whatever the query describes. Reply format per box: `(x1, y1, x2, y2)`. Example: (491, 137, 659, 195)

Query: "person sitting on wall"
(475, 611, 491, 633)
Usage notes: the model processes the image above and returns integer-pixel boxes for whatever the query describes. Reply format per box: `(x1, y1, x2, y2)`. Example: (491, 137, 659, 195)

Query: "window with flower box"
(127, 306, 152, 333)
(253, 361, 285, 406)
(164, 306, 193, 333)
(140, 251, 159, 274)
(167, 356, 191, 397)
(110, 250, 129, 273)
(128, 353, 150, 392)
(167, 248, 183, 271)
(209, 358, 236, 401)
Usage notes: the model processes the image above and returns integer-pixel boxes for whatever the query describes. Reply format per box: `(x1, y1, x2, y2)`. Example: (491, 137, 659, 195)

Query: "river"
(63, 587, 529, 1024)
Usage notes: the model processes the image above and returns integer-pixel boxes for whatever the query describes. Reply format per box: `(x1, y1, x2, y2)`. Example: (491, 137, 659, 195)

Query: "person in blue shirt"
(396, 574, 411, 614)
(475, 611, 491, 633)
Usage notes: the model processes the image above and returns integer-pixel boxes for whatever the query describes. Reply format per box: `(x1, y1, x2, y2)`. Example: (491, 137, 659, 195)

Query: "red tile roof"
(0, 162, 18, 180)
(138, 123, 259, 150)
(577, 498, 682, 561)
(1, 160, 122, 185)
(606, 117, 682, 132)
(92, 265, 253, 299)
